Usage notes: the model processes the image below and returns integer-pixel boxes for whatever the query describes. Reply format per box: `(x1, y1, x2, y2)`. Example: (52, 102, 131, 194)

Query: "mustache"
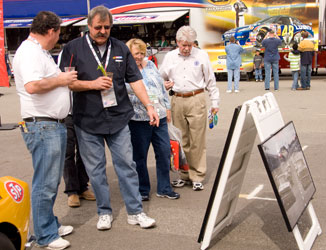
(95, 33, 108, 38)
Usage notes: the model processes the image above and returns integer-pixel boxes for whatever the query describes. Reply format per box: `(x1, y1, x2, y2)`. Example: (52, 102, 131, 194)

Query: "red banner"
(0, 0, 9, 87)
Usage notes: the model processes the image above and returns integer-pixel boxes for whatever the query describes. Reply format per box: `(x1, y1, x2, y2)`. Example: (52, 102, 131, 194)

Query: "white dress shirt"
(159, 47, 220, 107)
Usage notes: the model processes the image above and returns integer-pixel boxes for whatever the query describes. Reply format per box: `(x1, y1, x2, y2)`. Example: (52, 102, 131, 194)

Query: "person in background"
(126, 38, 180, 201)
(63, 113, 96, 207)
(13, 11, 77, 249)
(253, 49, 263, 82)
(158, 35, 168, 47)
(225, 36, 244, 93)
(233, 0, 247, 27)
(261, 30, 282, 91)
(59, 5, 158, 231)
(194, 40, 200, 49)
(57, 52, 96, 208)
(297, 31, 315, 90)
(5, 48, 12, 85)
(284, 42, 300, 90)
(159, 26, 220, 191)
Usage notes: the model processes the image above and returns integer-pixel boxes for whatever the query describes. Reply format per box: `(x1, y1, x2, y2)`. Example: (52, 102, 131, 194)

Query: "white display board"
(198, 93, 322, 250)
(198, 104, 257, 249)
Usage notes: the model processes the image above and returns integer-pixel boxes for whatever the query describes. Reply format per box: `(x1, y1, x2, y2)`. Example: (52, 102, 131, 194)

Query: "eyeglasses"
(93, 25, 111, 31)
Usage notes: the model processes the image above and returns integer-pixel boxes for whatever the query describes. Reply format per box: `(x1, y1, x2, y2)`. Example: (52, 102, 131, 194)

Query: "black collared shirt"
(59, 34, 142, 134)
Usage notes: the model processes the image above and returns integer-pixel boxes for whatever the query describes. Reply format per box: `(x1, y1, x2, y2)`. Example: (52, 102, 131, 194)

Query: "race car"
(222, 15, 314, 47)
(0, 176, 33, 250)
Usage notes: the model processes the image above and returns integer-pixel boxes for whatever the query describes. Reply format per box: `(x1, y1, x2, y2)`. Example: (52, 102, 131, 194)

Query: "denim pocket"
(41, 123, 57, 131)
(22, 131, 36, 153)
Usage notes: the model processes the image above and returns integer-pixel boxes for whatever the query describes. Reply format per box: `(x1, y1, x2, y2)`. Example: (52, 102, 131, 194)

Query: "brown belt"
(23, 117, 65, 123)
(174, 89, 204, 98)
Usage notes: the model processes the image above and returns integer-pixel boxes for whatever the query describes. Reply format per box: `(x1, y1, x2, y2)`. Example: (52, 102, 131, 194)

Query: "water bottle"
(208, 110, 218, 129)
(208, 110, 214, 129)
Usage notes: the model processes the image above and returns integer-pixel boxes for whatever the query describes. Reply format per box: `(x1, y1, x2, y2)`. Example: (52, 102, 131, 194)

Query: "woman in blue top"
(225, 36, 244, 93)
(126, 38, 180, 201)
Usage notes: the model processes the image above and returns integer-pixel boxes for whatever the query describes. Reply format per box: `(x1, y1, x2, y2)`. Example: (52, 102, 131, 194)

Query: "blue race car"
(222, 15, 314, 47)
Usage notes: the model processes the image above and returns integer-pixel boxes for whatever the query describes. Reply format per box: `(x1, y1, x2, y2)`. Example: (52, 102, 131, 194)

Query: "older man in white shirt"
(159, 25, 220, 191)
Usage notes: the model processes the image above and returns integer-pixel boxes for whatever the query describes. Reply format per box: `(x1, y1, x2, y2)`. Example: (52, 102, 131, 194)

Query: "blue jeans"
(291, 71, 299, 89)
(129, 117, 172, 196)
(264, 61, 279, 90)
(300, 64, 312, 88)
(22, 121, 67, 246)
(75, 125, 142, 215)
(255, 68, 262, 80)
(227, 68, 240, 91)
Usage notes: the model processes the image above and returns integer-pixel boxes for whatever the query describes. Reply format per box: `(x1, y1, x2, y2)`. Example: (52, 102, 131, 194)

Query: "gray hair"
(176, 26, 197, 43)
(88, 5, 113, 27)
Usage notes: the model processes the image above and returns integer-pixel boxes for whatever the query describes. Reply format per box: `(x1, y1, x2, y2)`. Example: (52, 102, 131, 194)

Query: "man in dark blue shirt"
(60, 5, 159, 231)
(262, 30, 282, 91)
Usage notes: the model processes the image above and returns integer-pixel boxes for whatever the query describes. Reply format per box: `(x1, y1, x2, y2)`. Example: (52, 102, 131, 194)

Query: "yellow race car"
(0, 176, 33, 250)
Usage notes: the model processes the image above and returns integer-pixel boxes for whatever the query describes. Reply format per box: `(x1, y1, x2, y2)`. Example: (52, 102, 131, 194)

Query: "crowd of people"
(9, 3, 317, 249)
(225, 30, 315, 92)
(12, 6, 219, 250)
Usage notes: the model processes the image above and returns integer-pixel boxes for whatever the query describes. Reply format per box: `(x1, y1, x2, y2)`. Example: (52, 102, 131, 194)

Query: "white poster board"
(198, 93, 321, 250)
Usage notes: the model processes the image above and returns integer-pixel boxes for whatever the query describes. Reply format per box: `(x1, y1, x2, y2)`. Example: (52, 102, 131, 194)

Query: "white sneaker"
(58, 225, 73, 237)
(97, 214, 113, 230)
(192, 182, 204, 191)
(127, 212, 156, 228)
(226, 90, 232, 93)
(46, 237, 70, 250)
(235, 90, 240, 93)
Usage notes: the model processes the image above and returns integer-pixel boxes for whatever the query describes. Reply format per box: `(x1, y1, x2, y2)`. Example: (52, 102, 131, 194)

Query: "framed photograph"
(258, 121, 316, 231)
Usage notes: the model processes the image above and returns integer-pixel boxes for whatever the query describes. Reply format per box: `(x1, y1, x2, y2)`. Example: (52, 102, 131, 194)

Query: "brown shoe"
(296, 87, 307, 90)
(80, 189, 96, 201)
(68, 194, 80, 207)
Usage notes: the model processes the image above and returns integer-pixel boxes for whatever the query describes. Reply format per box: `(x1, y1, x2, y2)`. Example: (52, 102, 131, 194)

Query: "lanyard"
(27, 36, 53, 60)
(86, 34, 111, 71)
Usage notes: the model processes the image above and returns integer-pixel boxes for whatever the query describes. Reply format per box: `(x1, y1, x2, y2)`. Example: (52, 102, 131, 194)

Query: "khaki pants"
(171, 92, 207, 182)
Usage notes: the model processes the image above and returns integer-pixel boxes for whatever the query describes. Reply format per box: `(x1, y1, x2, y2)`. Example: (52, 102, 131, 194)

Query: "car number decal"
(281, 25, 294, 38)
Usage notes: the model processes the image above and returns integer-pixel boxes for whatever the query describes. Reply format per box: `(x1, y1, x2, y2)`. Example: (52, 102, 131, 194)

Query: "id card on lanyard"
(86, 34, 117, 108)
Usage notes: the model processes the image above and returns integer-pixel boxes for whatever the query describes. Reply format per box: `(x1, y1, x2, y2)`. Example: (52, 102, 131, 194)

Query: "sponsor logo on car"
(5, 181, 24, 203)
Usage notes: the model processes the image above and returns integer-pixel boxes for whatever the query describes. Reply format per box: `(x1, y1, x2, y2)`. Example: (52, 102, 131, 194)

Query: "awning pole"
(87, 0, 90, 14)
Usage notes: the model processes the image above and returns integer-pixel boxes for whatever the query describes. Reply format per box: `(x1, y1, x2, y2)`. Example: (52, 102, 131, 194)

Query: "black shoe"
(265, 88, 270, 90)
(156, 191, 180, 200)
(141, 195, 150, 201)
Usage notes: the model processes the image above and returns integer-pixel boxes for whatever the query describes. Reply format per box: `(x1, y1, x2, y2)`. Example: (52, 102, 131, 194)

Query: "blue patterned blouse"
(126, 60, 171, 121)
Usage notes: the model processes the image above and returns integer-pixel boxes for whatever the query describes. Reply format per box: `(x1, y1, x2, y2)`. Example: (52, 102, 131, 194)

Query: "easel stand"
(249, 93, 322, 250)
(199, 93, 321, 250)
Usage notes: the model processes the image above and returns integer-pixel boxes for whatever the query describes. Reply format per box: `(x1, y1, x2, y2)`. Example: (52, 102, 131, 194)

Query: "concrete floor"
(0, 75, 325, 250)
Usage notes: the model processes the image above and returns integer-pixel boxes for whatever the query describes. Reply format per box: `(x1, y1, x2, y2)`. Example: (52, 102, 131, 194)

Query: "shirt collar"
(86, 32, 111, 48)
(177, 47, 195, 57)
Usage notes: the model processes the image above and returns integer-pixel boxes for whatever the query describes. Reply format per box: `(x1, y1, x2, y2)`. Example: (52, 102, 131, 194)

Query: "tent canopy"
(3, 0, 201, 19)
(4, 16, 85, 29)
(74, 10, 189, 26)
